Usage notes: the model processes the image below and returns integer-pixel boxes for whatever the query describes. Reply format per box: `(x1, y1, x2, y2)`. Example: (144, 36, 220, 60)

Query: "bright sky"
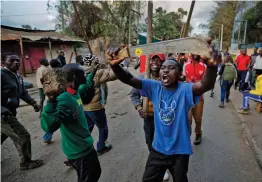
(1, 0, 216, 35)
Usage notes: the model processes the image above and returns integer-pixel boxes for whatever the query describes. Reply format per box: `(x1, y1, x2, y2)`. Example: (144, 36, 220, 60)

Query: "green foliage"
(243, 1, 262, 43)
(139, 6, 191, 40)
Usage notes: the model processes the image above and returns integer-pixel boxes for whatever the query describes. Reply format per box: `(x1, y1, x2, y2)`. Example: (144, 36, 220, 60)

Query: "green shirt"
(41, 91, 94, 159)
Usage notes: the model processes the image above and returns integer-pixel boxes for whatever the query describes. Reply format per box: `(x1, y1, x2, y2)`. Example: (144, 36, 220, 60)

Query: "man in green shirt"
(41, 63, 101, 182)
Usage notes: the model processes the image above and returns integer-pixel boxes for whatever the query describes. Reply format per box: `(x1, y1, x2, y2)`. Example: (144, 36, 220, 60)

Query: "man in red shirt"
(183, 54, 206, 145)
(235, 49, 250, 91)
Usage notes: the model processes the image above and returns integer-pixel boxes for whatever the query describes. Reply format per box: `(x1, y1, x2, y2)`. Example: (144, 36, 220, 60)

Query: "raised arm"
(193, 46, 221, 96)
(106, 48, 142, 89)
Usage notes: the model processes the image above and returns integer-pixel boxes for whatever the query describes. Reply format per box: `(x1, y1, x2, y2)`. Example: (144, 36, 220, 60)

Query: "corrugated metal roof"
(1, 25, 85, 42)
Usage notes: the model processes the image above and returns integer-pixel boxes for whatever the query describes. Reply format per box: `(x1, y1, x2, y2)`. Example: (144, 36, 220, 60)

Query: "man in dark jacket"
(1, 53, 44, 170)
(57, 50, 66, 66)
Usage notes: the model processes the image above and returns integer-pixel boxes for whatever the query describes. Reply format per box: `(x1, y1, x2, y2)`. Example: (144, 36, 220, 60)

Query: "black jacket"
(57, 55, 66, 66)
(1, 68, 36, 115)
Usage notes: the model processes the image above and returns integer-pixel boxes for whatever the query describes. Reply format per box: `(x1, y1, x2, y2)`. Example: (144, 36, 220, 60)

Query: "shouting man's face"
(159, 59, 181, 88)
(4, 55, 20, 73)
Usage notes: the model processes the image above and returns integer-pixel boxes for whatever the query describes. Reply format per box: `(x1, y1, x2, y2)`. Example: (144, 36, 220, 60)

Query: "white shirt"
(254, 55, 262, 70)
(36, 65, 48, 88)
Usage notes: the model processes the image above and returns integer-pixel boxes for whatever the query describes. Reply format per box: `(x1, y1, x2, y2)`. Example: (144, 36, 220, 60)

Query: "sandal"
(20, 159, 44, 170)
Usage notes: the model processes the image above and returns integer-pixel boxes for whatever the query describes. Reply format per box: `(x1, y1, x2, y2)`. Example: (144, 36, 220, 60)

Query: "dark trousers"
(220, 80, 233, 102)
(143, 116, 154, 151)
(84, 108, 108, 152)
(235, 70, 248, 91)
(143, 149, 189, 182)
(68, 148, 101, 182)
(1, 116, 32, 164)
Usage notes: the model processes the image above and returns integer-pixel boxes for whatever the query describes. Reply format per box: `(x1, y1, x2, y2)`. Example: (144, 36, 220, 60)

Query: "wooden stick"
(19, 36, 26, 77)
(49, 39, 53, 59)
(68, 52, 74, 64)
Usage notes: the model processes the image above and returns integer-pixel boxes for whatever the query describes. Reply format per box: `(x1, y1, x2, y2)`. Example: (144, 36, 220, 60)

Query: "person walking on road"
(234, 49, 250, 91)
(36, 58, 49, 117)
(183, 54, 206, 145)
(130, 53, 170, 181)
(253, 48, 262, 77)
(218, 56, 237, 108)
(250, 47, 259, 88)
(41, 64, 101, 182)
(81, 54, 121, 156)
(106, 41, 220, 182)
(1, 53, 43, 170)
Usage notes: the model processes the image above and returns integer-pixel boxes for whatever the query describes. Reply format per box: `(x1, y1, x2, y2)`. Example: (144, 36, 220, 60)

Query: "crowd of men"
(1, 39, 262, 182)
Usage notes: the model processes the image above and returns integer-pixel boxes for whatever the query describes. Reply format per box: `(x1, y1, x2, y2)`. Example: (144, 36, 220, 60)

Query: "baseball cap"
(150, 53, 166, 61)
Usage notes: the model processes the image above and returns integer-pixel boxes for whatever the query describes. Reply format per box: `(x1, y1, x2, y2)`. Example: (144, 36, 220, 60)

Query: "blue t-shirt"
(141, 79, 200, 155)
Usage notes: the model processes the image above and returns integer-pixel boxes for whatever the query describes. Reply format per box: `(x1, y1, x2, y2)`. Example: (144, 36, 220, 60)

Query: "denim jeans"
(220, 80, 233, 103)
(84, 108, 108, 152)
(235, 70, 248, 91)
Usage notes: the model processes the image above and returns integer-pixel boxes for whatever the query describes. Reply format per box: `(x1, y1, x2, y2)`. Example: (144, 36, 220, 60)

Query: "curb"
(231, 98, 262, 170)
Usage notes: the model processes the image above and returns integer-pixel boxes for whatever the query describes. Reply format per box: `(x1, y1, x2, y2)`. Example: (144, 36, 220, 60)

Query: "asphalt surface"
(1, 69, 262, 182)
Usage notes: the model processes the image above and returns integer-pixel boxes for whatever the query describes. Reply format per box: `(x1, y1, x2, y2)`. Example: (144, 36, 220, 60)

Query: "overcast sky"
(1, 0, 216, 35)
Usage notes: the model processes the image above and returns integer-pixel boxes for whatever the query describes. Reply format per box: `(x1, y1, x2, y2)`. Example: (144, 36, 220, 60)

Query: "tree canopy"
(140, 6, 192, 40)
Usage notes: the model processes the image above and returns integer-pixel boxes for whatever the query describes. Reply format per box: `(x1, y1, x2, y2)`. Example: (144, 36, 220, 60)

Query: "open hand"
(106, 47, 128, 66)
(201, 38, 222, 67)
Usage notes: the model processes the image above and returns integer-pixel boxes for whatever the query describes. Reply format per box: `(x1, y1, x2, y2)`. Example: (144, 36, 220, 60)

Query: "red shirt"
(183, 60, 206, 83)
(235, 54, 250, 71)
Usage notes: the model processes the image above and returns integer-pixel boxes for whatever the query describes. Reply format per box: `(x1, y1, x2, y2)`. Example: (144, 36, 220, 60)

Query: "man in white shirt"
(36, 58, 49, 116)
(254, 48, 262, 77)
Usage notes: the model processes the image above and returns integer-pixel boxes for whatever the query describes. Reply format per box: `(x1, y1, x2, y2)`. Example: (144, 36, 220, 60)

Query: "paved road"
(2, 71, 262, 182)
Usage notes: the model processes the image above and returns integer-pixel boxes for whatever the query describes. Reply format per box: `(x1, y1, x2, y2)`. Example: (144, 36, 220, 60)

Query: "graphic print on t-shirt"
(159, 100, 177, 125)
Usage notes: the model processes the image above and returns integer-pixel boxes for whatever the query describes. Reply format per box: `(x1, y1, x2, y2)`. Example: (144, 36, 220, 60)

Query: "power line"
(1, 13, 51, 17)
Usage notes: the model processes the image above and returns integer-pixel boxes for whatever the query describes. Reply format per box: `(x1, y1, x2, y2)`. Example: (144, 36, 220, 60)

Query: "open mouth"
(162, 74, 169, 83)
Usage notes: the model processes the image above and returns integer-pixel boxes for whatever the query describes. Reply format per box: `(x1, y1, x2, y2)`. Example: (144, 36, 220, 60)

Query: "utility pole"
(143, 1, 153, 112)
(182, 0, 195, 37)
(243, 20, 247, 44)
(72, 1, 93, 54)
(60, 0, 65, 32)
(220, 24, 223, 51)
(128, 3, 132, 46)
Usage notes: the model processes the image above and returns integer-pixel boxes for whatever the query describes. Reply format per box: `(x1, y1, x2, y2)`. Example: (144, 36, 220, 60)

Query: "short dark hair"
(50, 59, 62, 68)
(76, 55, 83, 64)
(2, 52, 15, 62)
(168, 53, 173, 58)
(62, 63, 84, 82)
(39, 58, 48, 65)
(166, 59, 183, 72)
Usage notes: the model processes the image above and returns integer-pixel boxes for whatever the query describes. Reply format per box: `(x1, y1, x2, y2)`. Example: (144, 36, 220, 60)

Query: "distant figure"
(76, 55, 84, 66)
(234, 48, 250, 91)
(50, 59, 62, 68)
(57, 50, 66, 66)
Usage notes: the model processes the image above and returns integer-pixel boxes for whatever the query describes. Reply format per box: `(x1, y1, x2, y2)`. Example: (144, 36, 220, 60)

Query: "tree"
(242, 1, 262, 43)
(47, 0, 144, 44)
(198, 1, 244, 50)
(21, 24, 32, 30)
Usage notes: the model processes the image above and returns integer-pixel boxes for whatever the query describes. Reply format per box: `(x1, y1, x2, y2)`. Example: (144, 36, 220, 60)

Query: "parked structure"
(1, 25, 84, 75)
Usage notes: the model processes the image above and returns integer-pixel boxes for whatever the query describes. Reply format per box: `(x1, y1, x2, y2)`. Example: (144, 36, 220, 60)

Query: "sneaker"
(97, 144, 112, 156)
(226, 99, 230, 103)
(163, 170, 169, 181)
(194, 135, 202, 145)
(237, 109, 249, 115)
(218, 102, 224, 108)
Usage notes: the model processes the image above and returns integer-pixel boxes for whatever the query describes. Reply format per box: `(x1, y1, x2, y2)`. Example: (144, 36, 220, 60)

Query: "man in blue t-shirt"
(106, 43, 220, 181)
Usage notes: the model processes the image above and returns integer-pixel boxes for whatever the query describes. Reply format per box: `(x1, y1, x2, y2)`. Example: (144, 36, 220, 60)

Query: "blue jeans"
(84, 108, 108, 152)
(235, 70, 248, 91)
(43, 132, 53, 142)
(242, 92, 262, 109)
(220, 80, 233, 102)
